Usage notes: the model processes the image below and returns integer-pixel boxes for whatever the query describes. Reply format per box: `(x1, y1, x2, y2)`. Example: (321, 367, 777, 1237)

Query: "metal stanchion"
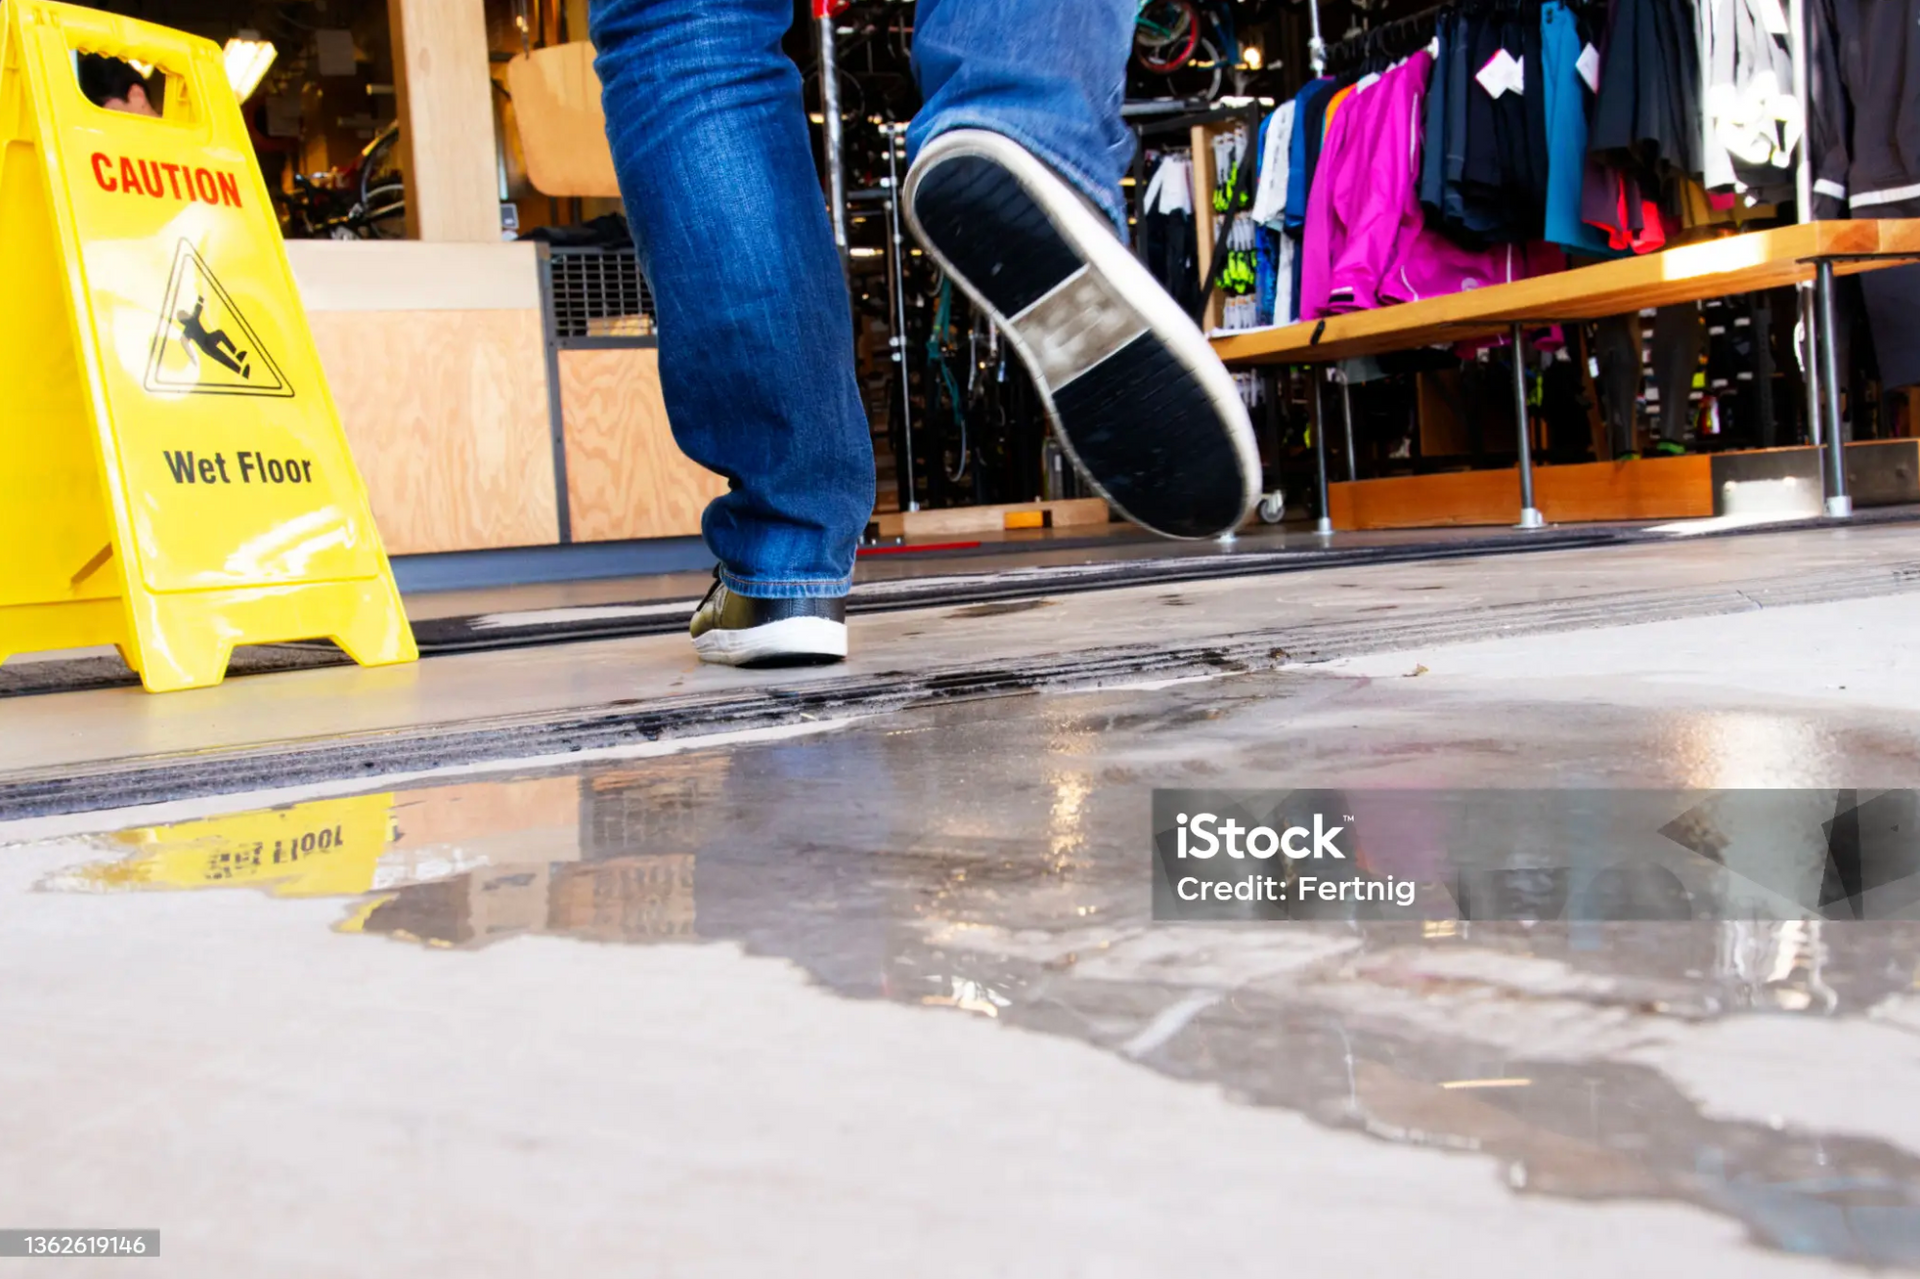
(1338, 369, 1358, 483)
(883, 125, 917, 512)
(817, 8, 850, 278)
(1511, 323, 1545, 529)
(1311, 370, 1333, 535)
(1816, 260, 1853, 517)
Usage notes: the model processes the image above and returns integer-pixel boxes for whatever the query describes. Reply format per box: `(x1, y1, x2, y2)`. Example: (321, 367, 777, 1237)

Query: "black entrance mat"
(5, 508, 1915, 699)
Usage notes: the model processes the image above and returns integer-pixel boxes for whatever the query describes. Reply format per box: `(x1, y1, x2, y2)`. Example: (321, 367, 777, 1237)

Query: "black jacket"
(1588, 0, 1703, 186)
(1811, 0, 1920, 217)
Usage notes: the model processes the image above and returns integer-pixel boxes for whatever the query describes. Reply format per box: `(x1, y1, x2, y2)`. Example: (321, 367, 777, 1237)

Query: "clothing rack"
(1289, 0, 1851, 520)
(1320, 2, 1446, 71)
(1319, 0, 1608, 72)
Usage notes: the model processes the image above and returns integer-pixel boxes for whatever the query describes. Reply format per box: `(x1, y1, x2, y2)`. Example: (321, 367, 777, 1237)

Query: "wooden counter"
(286, 240, 716, 557)
(288, 240, 558, 555)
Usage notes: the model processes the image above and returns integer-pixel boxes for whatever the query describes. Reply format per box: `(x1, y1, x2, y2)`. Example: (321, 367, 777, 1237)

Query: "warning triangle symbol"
(143, 239, 294, 398)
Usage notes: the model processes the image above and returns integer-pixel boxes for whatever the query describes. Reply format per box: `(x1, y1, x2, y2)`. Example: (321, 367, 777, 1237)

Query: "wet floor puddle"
(24, 753, 1920, 1270)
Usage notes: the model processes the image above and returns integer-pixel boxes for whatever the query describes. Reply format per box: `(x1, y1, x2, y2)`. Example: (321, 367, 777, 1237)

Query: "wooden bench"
(1209, 219, 1920, 529)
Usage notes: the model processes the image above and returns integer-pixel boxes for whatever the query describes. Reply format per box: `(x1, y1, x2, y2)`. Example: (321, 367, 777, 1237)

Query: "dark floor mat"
(6, 506, 1917, 699)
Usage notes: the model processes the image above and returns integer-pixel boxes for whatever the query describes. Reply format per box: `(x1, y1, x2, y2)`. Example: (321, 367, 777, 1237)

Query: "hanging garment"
(1141, 153, 1193, 216)
(1299, 78, 1346, 226)
(1807, 0, 1920, 394)
(1542, 0, 1618, 256)
(1809, 0, 1920, 217)
(1286, 78, 1338, 232)
(1379, 236, 1546, 305)
(1579, 1, 1673, 258)
(1418, 10, 1453, 220)
(1250, 103, 1298, 325)
(1592, 313, 1643, 455)
(1302, 57, 1426, 316)
(1651, 303, 1705, 442)
(1458, 7, 1539, 241)
(1289, 77, 1341, 318)
(1589, 0, 1704, 189)
(1251, 101, 1296, 228)
(1209, 126, 1260, 331)
(1862, 268, 1920, 391)
(1701, 0, 1800, 206)
(1140, 154, 1199, 315)
(1422, 1, 1553, 245)
(1582, 164, 1668, 252)
(1302, 50, 1555, 319)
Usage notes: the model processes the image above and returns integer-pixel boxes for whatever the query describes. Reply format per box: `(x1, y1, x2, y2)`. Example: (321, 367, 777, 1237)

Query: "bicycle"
(1134, 0, 1237, 102)
(278, 121, 406, 240)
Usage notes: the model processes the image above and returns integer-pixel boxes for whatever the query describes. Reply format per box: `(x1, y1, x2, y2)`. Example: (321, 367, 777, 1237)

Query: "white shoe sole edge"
(692, 616, 849, 666)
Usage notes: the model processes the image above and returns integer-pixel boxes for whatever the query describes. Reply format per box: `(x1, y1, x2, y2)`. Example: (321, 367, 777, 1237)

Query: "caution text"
(91, 152, 243, 208)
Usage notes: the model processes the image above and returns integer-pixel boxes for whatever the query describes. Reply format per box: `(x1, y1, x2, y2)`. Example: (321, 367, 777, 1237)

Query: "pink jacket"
(1300, 51, 1561, 318)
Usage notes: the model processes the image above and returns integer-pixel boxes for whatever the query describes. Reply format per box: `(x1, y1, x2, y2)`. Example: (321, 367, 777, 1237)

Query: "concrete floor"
(6, 522, 1920, 786)
(4, 529, 1920, 1274)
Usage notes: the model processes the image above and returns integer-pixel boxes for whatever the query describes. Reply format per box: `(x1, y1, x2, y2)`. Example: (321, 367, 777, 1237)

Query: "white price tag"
(1576, 43, 1601, 94)
(1477, 48, 1522, 98)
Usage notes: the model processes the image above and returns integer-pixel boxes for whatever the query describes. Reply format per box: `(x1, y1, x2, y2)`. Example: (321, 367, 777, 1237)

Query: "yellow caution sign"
(58, 794, 398, 897)
(0, 0, 416, 691)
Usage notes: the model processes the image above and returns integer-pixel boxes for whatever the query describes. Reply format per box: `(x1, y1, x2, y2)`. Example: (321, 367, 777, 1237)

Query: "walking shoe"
(690, 573, 848, 667)
(904, 128, 1259, 540)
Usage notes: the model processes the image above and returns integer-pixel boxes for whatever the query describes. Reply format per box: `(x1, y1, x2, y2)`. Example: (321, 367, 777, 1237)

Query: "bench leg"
(1339, 370, 1359, 483)
(1311, 370, 1334, 535)
(1511, 323, 1546, 529)
(1816, 260, 1853, 518)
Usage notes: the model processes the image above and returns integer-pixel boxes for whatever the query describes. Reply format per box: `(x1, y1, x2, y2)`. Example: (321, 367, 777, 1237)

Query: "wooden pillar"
(1189, 123, 1224, 334)
(389, 0, 500, 241)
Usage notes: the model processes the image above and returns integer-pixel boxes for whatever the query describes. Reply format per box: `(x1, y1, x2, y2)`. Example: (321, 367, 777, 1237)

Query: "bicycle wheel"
(1135, 0, 1199, 73)
(358, 121, 402, 211)
(357, 182, 407, 239)
(1152, 35, 1223, 101)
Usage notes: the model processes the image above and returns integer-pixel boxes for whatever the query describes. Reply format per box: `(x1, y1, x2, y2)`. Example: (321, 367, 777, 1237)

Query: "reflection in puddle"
(30, 717, 1920, 1269)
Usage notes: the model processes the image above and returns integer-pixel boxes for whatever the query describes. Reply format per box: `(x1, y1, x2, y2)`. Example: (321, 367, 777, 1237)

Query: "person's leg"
(590, 0, 872, 604)
(898, 0, 1259, 541)
(906, 0, 1136, 230)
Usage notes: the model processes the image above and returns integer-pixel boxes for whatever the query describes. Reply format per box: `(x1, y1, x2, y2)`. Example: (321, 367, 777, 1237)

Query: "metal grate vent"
(548, 246, 655, 340)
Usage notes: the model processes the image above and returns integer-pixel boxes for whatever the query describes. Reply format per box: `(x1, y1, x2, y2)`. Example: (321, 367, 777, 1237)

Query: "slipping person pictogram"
(174, 296, 250, 379)
(142, 239, 292, 397)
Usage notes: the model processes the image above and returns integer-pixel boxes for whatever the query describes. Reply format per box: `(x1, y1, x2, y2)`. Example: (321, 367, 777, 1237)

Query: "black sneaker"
(903, 129, 1258, 540)
(689, 573, 847, 667)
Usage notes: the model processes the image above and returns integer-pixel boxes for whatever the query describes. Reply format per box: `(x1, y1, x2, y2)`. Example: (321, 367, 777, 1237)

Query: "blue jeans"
(590, 0, 1135, 598)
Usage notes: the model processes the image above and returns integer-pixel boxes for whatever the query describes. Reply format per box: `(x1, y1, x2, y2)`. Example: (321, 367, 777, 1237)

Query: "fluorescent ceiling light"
(224, 33, 277, 102)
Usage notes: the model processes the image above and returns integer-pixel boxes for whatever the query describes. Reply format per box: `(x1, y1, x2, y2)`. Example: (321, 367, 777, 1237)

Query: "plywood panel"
(870, 497, 1111, 540)
(1329, 456, 1711, 530)
(1329, 469, 1524, 530)
(1215, 219, 1920, 366)
(1539, 456, 1712, 522)
(308, 308, 560, 554)
(559, 348, 726, 541)
(390, 0, 500, 241)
